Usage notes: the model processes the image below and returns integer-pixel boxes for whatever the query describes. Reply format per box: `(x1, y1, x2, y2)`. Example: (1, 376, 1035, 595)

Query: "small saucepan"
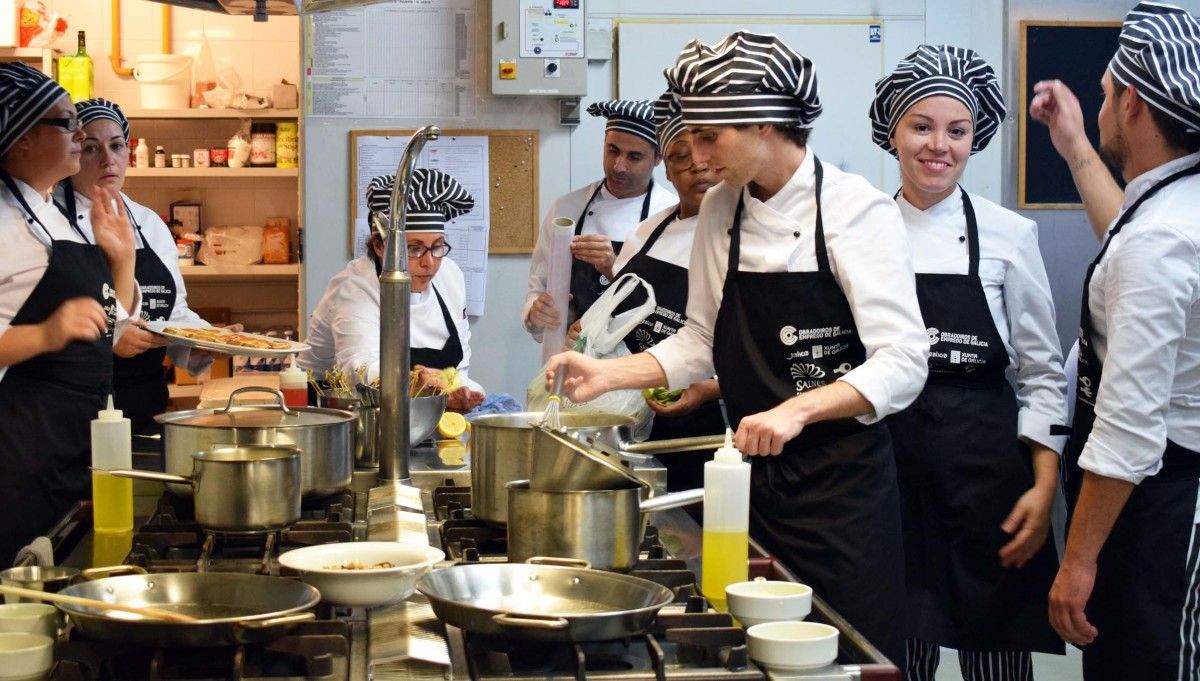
(506, 481, 704, 571)
(111, 445, 302, 533)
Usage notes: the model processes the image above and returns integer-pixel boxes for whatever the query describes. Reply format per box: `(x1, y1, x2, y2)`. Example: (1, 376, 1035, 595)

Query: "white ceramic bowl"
(747, 621, 839, 672)
(0, 633, 53, 680)
(0, 604, 56, 639)
(725, 578, 812, 627)
(279, 542, 444, 608)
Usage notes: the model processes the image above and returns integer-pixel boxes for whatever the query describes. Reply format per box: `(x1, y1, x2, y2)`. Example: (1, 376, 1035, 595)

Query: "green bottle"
(58, 31, 94, 103)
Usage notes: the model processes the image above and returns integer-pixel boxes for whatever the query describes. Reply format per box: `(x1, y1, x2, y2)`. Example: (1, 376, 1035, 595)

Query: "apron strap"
(811, 156, 829, 272)
(636, 206, 679, 256)
(121, 197, 146, 248)
(429, 283, 464, 362)
(639, 179, 655, 221)
(573, 181, 606, 235)
(960, 187, 981, 278)
(1, 172, 84, 243)
(50, 181, 88, 242)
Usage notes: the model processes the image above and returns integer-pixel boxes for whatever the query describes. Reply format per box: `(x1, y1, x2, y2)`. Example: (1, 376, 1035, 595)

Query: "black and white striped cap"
(0, 62, 69, 158)
(587, 99, 658, 149)
(366, 169, 475, 232)
(653, 90, 686, 151)
(76, 98, 130, 141)
(1110, 1, 1200, 133)
(868, 44, 1006, 156)
(664, 31, 822, 127)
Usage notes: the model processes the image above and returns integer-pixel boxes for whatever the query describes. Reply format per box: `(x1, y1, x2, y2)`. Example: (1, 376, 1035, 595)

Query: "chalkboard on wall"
(1019, 21, 1122, 208)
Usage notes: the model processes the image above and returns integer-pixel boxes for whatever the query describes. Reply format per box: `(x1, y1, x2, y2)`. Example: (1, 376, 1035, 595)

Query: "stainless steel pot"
(57, 573, 318, 648)
(416, 560, 674, 641)
(157, 387, 353, 499)
(506, 482, 704, 571)
(112, 445, 302, 533)
(467, 412, 636, 526)
(321, 394, 447, 468)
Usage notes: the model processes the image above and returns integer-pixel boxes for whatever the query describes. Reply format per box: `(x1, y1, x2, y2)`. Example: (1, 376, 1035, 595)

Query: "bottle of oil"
(57, 31, 94, 103)
(91, 395, 132, 533)
(701, 428, 749, 611)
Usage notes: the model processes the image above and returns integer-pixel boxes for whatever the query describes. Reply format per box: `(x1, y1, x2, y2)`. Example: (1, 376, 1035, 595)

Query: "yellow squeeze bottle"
(91, 395, 133, 533)
(701, 428, 750, 611)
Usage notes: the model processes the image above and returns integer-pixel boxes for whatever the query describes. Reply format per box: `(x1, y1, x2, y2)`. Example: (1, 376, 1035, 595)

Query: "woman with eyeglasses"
(0, 64, 139, 564)
(297, 169, 485, 411)
(56, 98, 222, 436)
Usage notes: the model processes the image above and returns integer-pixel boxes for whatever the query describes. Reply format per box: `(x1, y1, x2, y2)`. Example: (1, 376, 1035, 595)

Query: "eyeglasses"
(407, 242, 452, 259)
(38, 117, 81, 132)
(666, 150, 698, 172)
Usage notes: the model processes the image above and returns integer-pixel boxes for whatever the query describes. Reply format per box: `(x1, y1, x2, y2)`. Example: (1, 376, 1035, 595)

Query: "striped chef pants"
(905, 639, 1032, 681)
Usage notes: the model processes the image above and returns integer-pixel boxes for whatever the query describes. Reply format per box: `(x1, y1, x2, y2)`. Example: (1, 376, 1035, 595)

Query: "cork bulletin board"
(349, 129, 539, 254)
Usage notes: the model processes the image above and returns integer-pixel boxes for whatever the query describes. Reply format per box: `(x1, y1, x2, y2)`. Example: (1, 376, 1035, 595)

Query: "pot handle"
(616, 434, 725, 455)
(80, 565, 148, 581)
(218, 387, 291, 415)
(640, 488, 704, 513)
(106, 469, 192, 485)
(492, 612, 570, 630)
(236, 612, 317, 630)
(526, 556, 592, 569)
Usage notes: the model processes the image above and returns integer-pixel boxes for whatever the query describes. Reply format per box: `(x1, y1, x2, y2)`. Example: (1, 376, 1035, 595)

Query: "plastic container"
(90, 396, 132, 533)
(135, 138, 149, 168)
(276, 122, 298, 168)
(133, 54, 192, 109)
(279, 366, 308, 408)
(701, 428, 750, 611)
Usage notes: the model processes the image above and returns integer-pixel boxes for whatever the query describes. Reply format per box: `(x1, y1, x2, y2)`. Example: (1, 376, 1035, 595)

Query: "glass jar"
(250, 122, 277, 167)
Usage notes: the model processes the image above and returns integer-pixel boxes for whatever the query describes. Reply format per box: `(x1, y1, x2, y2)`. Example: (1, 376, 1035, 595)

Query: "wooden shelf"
(124, 108, 300, 120)
(180, 264, 300, 279)
(0, 47, 55, 76)
(127, 167, 297, 178)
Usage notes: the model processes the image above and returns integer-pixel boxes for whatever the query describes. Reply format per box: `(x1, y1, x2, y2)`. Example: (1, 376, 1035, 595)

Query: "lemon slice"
(438, 411, 467, 439)
(436, 440, 467, 466)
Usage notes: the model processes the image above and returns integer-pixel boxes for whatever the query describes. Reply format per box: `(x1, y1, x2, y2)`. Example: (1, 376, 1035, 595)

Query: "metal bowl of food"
(410, 394, 448, 445)
(279, 542, 444, 608)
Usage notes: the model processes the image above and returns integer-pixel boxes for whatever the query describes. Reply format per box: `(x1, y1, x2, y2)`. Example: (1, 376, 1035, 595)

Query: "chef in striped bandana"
(1030, 4, 1200, 679)
(546, 31, 928, 664)
(522, 98, 676, 340)
(870, 44, 1067, 681)
(298, 169, 484, 411)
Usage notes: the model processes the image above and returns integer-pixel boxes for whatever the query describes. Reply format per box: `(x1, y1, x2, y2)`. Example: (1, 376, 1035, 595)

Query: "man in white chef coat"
(1033, 4, 1200, 680)
(522, 99, 676, 340)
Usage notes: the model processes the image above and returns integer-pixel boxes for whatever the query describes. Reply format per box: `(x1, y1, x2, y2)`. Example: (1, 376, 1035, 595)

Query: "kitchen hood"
(146, 0, 391, 21)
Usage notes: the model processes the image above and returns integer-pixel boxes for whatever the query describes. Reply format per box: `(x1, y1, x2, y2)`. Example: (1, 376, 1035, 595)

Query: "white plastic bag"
(197, 226, 264, 266)
(528, 273, 657, 438)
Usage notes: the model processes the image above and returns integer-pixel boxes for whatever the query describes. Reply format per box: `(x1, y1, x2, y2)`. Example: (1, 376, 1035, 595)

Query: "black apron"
(0, 175, 116, 565)
(617, 207, 724, 491)
(567, 180, 653, 320)
(1063, 162, 1200, 681)
(885, 188, 1062, 654)
(410, 285, 465, 371)
(710, 158, 907, 664)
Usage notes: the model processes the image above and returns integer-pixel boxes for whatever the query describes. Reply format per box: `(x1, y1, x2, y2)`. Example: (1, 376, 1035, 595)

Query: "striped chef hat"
(653, 90, 686, 151)
(664, 31, 822, 127)
(0, 62, 69, 158)
(1109, 1, 1200, 133)
(586, 99, 658, 149)
(869, 45, 1006, 156)
(366, 169, 475, 232)
(76, 98, 130, 141)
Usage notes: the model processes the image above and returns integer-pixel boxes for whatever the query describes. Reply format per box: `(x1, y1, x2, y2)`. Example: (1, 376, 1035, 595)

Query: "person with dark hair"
(870, 44, 1066, 680)
(1032, 3, 1200, 679)
(0, 64, 139, 564)
(546, 31, 928, 663)
(297, 169, 484, 411)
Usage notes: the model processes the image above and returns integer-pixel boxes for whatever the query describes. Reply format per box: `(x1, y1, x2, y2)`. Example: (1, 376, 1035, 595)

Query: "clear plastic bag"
(192, 34, 217, 107)
(527, 273, 657, 438)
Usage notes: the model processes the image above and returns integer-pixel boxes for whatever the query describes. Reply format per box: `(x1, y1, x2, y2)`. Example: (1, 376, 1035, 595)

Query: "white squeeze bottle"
(701, 428, 750, 611)
(135, 138, 149, 169)
(91, 395, 133, 533)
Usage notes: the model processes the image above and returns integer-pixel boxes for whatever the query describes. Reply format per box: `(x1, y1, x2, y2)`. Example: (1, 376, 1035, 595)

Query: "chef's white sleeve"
(330, 277, 383, 386)
(521, 205, 557, 342)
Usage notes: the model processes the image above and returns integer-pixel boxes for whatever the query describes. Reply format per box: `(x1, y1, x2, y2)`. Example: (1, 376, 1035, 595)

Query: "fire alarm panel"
(491, 0, 587, 96)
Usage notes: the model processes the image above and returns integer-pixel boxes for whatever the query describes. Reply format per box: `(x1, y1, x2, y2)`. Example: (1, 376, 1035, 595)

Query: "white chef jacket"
(647, 149, 928, 423)
(612, 205, 697, 274)
(523, 180, 678, 339)
(1078, 150, 1200, 486)
(66, 190, 208, 374)
(297, 254, 482, 391)
(0, 179, 139, 385)
(897, 191, 1068, 454)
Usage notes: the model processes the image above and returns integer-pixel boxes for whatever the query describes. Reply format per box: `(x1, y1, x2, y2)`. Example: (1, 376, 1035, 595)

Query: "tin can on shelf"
(276, 122, 297, 169)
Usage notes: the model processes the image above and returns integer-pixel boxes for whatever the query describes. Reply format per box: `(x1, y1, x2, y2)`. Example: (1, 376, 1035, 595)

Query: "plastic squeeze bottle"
(135, 139, 150, 168)
(91, 396, 132, 533)
(701, 428, 750, 611)
(279, 365, 308, 408)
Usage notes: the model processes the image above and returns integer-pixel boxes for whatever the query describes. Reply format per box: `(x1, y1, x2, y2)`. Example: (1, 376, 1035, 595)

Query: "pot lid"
(529, 425, 646, 491)
(159, 405, 352, 428)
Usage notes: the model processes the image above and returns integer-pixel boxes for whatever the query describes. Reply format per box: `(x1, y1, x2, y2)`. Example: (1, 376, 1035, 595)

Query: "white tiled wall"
(41, 0, 299, 107)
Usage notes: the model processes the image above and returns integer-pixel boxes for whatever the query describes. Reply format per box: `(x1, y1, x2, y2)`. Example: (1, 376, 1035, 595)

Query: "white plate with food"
(279, 542, 445, 608)
(145, 321, 310, 357)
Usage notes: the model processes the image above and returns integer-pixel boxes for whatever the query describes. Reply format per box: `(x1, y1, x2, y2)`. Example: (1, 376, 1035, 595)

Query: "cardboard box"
(272, 81, 298, 109)
(169, 202, 201, 234)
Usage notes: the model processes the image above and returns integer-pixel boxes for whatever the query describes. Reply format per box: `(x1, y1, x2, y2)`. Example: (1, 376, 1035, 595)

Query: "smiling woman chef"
(0, 64, 140, 565)
(297, 169, 484, 411)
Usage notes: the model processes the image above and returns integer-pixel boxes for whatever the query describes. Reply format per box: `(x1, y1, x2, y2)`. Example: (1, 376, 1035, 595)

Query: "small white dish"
(747, 621, 838, 671)
(0, 604, 57, 639)
(726, 578, 812, 627)
(280, 541, 444, 608)
(0, 632, 53, 680)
